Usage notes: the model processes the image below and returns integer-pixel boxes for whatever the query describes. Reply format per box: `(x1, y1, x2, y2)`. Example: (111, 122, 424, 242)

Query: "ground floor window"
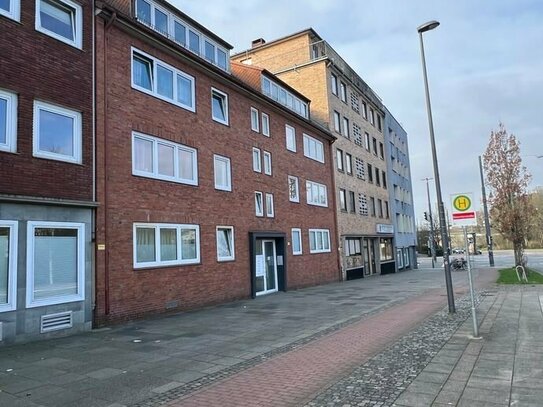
(309, 229, 331, 253)
(379, 238, 393, 261)
(0, 221, 17, 312)
(216, 226, 235, 261)
(291, 228, 302, 255)
(397, 248, 403, 269)
(345, 238, 361, 256)
(403, 248, 410, 268)
(27, 221, 85, 308)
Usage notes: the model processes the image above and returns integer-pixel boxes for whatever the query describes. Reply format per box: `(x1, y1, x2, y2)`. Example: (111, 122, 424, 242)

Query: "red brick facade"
(94, 3, 340, 324)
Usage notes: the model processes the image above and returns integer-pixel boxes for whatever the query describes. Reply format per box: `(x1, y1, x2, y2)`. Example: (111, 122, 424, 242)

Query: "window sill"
(134, 262, 201, 271)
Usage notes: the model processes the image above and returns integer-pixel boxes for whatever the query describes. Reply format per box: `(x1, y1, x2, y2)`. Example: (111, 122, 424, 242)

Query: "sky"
(171, 0, 543, 223)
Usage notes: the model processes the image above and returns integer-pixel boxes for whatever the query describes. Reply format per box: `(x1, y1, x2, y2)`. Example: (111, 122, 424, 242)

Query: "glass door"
(255, 239, 278, 296)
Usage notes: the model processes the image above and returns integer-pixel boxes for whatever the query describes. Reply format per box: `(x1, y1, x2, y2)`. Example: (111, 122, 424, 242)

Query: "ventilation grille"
(40, 311, 73, 333)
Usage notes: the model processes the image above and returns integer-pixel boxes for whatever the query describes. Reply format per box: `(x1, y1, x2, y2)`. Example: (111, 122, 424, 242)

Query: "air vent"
(40, 311, 73, 333)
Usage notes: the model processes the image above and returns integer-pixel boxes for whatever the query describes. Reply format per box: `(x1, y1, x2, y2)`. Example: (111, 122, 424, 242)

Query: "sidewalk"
(0, 267, 497, 407)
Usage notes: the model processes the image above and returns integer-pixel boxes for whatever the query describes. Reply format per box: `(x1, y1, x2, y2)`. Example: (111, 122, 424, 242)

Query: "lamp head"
(417, 20, 440, 33)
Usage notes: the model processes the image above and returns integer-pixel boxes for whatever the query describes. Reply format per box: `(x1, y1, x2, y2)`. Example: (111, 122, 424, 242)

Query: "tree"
(483, 123, 535, 266)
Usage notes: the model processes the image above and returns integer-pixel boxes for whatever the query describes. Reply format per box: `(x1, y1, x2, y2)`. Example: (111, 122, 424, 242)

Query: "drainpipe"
(328, 138, 342, 282)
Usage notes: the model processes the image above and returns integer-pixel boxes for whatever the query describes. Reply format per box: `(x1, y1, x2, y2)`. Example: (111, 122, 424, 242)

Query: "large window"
(0, 0, 19, 21)
(0, 221, 17, 313)
(345, 238, 361, 256)
(306, 180, 328, 207)
(303, 134, 324, 163)
(288, 175, 299, 202)
(216, 226, 234, 261)
(291, 228, 302, 255)
(285, 124, 296, 152)
(26, 221, 85, 308)
(132, 48, 195, 111)
(0, 89, 17, 153)
(134, 223, 200, 268)
(214, 154, 231, 191)
(33, 101, 82, 164)
(309, 229, 331, 254)
(132, 132, 197, 185)
(36, 0, 82, 48)
(380, 238, 394, 261)
(211, 88, 229, 125)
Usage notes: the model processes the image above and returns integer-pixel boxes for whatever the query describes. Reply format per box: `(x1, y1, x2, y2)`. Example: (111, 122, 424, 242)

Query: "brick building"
(232, 29, 396, 280)
(0, 0, 94, 343)
(94, 0, 339, 323)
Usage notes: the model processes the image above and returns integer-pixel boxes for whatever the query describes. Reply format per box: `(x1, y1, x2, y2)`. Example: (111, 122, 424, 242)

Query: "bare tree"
(483, 123, 534, 266)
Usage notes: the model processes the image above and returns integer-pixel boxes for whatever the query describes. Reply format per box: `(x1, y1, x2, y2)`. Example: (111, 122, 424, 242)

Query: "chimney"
(251, 38, 266, 48)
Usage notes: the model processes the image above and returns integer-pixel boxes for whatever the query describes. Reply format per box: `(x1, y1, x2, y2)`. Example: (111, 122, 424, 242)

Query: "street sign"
(451, 193, 477, 226)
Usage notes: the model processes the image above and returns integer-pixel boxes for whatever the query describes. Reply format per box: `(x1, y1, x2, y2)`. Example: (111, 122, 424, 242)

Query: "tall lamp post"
(478, 156, 494, 266)
(418, 20, 455, 313)
(422, 177, 436, 267)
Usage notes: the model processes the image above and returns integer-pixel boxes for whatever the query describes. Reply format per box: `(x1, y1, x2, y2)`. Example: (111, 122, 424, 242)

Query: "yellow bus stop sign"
(453, 195, 472, 212)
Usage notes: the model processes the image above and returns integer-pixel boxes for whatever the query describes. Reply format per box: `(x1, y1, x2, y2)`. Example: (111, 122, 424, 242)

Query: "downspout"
(328, 138, 342, 282)
(91, 0, 96, 314)
(103, 11, 117, 315)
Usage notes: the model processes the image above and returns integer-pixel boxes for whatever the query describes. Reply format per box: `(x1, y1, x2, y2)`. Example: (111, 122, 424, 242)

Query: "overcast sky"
(171, 0, 543, 222)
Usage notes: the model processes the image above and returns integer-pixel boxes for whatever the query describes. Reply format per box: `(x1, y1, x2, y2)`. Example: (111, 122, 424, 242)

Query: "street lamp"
(422, 177, 436, 267)
(418, 20, 455, 313)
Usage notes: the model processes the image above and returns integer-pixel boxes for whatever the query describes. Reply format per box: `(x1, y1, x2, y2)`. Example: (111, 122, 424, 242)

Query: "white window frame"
(340, 82, 347, 102)
(333, 111, 341, 133)
(285, 124, 296, 152)
(132, 131, 198, 185)
(288, 175, 299, 203)
(133, 223, 200, 269)
(35, 0, 82, 49)
(303, 133, 324, 163)
(211, 87, 229, 125)
(309, 229, 331, 254)
(0, 221, 17, 313)
(265, 193, 274, 218)
(255, 191, 264, 217)
(261, 112, 270, 137)
(250, 107, 259, 132)
(306, 180, 328, 207)
(0, 0, 20, 21)
(331, 73, 338, 95)
(131, 47, 196, 112)
(252, 147, 261, 173)
(214, 154, 232, 191)
(216, 226, 235, 262)
(342, 117, 349, 138)
(336, 149, 344, 171)
(33, 100, 82, 164)
(263, 151, 272, 175)
(291, 228, 302, 255)
(345, 153, 353, 175)
(0, 89, 17, 153)
(26, 221, 85, 308)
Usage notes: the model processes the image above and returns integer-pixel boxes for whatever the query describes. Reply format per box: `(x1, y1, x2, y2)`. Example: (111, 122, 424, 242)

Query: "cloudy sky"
(172, 0, 543, 222)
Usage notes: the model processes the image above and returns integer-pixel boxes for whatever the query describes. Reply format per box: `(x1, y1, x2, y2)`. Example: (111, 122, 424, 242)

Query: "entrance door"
(255, 239, 278, 296)
(364, 238, 377, 276)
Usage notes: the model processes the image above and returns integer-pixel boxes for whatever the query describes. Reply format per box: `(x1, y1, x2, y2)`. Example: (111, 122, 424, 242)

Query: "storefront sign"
(376, 224, 394, 234)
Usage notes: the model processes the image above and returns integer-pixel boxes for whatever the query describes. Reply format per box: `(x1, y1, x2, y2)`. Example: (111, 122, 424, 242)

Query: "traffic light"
(424, 211, 428, 221)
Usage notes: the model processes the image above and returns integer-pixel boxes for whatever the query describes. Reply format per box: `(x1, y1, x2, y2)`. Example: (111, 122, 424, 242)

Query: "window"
(361, 101, 367, 119)
(0, 89, 17, 153)
(261, 113, 270, 137)
(309, 229, 331, 253)
(262, 77, 308, 118)
(0, 221, 17, 313)
(342, 117, 349, 138)
(380, 238, 393, 261)
(370, 197, 376, 217)
(377, 115, 382, 132)
(132, 132, 198, 185)
(345, 238, 361, 256)
(364, 132, 370, 151)
(372, 137, 378, 155)
(303, 134, 324, 163)
(349, 191, 356, 213)
(378, 199, 383, 218)
(255, 191, 264, 216)
(333, 111, 341, 133)
(26, 221, 85, 308)
(291, 228, 302, 255)
(379, 142, 384, 159)
(345, 153, 353, 175)
(369, 107, 375, 125)
(340, 82, 347, 102)
(353, 123, 362, 146)
(265, 193, 274, 217)
(250, 107, 259, 132)
(263, 151, 272, 175)
(375, 168, 380, 186)
(350, 92, 360, 114)
(288, 175, 299, 202)
(331, 73, 338, 95)
(339, 189, 347, 211)
(397, 248, 404, 269)
(133, 223, 200, 268)
(385, 200, 390, 219)
(36, 0, 82, 48)
(211, 88, 229, 125)
(132, 48, 195, 111)
(204, 40, 215, 63)
(359, 193, 368, 216)
(188, 29, 200, 54)
(285, 124, 296, 152)
(216, 226, 234, 261)
(252, 147, 261, 173)
(336, 148, 344, 171)
(355, 157, 365, 180)
(367, 163, 373, 183)
(33, 100, 81, 164)
(0, 0, 19, 21)
(306, 180, 328, 207)
(173, 20, 186, 45)
(382, 171, 387, 188)
(214, 154, 231, 191)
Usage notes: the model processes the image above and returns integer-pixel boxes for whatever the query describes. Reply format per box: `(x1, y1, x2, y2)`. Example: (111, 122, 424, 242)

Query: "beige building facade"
(233, 29, 395, 279)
